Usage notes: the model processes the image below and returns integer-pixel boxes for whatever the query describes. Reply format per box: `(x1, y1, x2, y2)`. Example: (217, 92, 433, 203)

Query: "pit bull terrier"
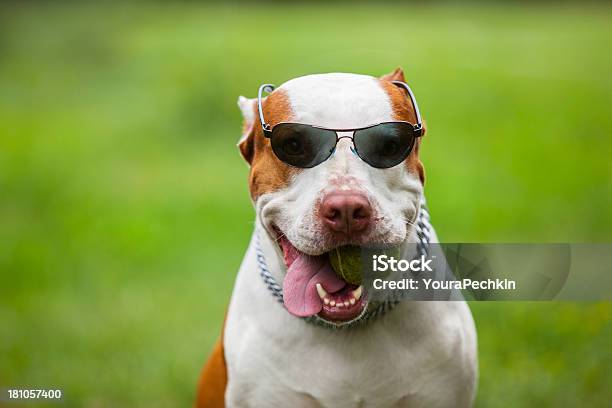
(196, 68, 478, 407)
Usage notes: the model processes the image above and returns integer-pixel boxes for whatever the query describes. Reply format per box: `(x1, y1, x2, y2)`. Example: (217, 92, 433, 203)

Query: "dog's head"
(238, 68, 426, 324)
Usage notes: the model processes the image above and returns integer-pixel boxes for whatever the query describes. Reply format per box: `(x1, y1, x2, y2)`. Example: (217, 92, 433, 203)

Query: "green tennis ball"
(329, 246, 363, 285)
(329, 246, 403, 284)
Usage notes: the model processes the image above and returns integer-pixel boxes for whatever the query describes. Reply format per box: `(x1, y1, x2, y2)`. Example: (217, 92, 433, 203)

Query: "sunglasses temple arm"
(391, 80, 423, 136)
(258, 83, 276, 136)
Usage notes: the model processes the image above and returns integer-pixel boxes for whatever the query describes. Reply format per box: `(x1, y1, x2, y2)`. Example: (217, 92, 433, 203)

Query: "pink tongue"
(283, 253, 346, 317)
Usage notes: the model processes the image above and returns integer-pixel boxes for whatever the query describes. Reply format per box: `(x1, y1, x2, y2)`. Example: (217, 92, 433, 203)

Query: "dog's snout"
(320, 191, 372, 236)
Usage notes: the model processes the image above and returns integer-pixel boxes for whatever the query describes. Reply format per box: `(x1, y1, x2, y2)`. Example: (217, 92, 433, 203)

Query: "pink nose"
(320, 191, 372, 236)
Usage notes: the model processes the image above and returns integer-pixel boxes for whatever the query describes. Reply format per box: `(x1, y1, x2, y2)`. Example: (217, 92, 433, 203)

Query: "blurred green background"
(1, 2, 611, 407)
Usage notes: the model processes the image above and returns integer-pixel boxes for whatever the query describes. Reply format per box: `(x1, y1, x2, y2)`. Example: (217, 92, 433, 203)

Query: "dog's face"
(238, 68, 425, 323)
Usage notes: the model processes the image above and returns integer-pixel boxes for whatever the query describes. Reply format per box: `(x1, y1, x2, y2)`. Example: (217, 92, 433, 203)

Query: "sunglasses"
(257, 81, 424, 169)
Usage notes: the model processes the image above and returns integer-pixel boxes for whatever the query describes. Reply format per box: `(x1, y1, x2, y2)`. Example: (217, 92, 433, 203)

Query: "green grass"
(0, 2, 611, 407)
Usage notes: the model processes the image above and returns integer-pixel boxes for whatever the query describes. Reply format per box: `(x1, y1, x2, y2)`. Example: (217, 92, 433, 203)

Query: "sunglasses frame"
(256, 80, 424, 168)
(268, 121, 420, 169)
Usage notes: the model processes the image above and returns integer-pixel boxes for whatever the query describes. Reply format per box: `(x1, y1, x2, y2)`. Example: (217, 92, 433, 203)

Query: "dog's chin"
(273, 228, 368, 324)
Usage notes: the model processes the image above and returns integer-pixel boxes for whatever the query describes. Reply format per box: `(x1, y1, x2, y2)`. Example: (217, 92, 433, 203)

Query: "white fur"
(224, 73, 478, 407)
(279, 73, 393, 129)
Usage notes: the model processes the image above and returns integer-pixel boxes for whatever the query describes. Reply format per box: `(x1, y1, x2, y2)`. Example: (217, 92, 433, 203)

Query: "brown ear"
(380, 67, 406, 82)
(237, 96, 257, 164)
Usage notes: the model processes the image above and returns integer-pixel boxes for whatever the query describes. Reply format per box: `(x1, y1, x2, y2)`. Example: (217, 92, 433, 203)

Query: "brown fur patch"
(239, 89, 299, 200)
(378, 78, 418, 124)
(195, 316, 228, 408)
(379, 69, 426, 185)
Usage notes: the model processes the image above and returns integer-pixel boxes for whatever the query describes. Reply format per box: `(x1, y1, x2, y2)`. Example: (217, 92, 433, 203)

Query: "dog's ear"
(380, 67, 406, 82)
(237, 96, 257, 164)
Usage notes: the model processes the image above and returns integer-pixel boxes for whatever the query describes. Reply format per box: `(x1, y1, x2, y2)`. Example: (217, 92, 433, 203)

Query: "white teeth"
(316, 283, 327, 299)
(320, 284, 363, 309)
(352, 286, 363, 301)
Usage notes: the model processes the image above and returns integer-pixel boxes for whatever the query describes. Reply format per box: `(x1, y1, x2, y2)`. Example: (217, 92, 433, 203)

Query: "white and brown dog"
(196, 68, 478, 407)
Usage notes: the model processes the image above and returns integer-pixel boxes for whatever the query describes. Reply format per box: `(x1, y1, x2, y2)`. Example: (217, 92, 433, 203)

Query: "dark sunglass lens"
(353, 123, 415, 168)
(270, 124, 336, 168)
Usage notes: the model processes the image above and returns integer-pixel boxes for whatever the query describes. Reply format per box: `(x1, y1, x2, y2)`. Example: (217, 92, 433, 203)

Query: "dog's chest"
(223, 242, 477, 408)
(225, 300, 475, 408)
(227, 330, 433, 408)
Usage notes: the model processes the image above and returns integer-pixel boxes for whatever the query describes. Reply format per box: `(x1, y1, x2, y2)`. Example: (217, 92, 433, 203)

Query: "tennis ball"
(329, 246, 363, 285)
(329, 246, 403, 284)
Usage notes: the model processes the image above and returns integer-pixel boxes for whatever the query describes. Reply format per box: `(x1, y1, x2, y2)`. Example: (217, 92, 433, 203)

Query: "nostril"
(353, 206, 370, 220)
(323, 207, 341, 222)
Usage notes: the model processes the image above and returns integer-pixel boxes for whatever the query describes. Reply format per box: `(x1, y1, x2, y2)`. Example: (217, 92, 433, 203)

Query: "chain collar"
(255, 201, 432, 330)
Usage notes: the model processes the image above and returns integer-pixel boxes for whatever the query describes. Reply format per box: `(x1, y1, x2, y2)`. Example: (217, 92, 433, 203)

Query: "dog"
(196, 68, 478, 407)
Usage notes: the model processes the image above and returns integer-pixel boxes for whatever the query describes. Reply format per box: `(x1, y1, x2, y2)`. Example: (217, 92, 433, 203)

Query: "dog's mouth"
(275, 231, 368, 323)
